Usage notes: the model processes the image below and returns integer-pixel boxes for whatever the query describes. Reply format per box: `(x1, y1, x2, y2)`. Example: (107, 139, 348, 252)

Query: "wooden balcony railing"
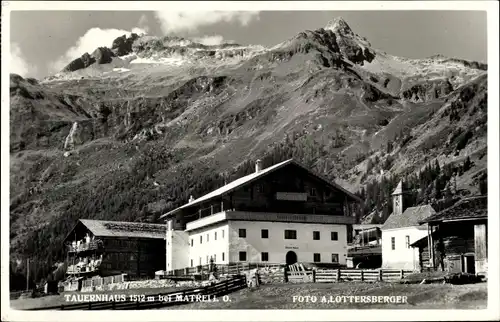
(67, 240, 103, 253)
(66, 262, 101, 274)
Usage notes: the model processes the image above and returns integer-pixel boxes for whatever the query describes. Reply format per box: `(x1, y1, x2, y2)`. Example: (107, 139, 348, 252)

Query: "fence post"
(360, 270, 364, 282)
(379, 269, 383, 282)
(336, 269, 341, 282)
(400, 269, 404, 279)
(312, 270, 316, 283)
(284, 267, 289, 283)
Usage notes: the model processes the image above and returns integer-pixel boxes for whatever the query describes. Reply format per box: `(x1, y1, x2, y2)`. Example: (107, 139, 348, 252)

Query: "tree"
(463, 156, 472, 172)
(386, 141, 393, 154)
(479, 173, 487, 195)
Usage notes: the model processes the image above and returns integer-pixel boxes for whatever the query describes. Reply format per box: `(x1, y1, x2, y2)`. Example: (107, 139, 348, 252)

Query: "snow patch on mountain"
(130, 55, 188, 66)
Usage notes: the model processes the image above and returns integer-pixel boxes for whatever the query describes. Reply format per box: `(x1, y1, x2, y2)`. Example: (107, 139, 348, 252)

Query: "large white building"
(160, 159, 361, 271)
(381, 181, 436, 270)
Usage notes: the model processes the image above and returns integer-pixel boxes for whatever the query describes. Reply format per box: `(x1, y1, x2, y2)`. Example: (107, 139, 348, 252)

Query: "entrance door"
(463, 255, 475, 274)
(286, 251, 298, 265)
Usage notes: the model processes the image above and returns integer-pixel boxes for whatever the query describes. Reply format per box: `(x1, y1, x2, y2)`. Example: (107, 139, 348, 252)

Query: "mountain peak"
(325, 17, 353, 35)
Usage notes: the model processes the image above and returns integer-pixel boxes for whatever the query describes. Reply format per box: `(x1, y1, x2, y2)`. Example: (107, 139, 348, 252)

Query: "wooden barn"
(410, 196, 487, 276)
(63, 219, 166, 278)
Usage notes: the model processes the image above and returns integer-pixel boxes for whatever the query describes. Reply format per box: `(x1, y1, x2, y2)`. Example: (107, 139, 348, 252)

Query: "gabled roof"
(72, 219, 167, 240)
(419, 196, 487, 224)
(160, 159, 362, 219)
(409, 232, 438, 248)
(382, 205, 436, 230)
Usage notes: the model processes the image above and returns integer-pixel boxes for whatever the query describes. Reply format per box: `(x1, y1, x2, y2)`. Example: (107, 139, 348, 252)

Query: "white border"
(1, 1, 499, 321)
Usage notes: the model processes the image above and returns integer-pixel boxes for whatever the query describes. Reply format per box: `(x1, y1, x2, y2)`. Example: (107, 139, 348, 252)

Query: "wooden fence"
(287, 269, 415, 283)
(81, 274, 127, 288)
(167, 262, 283, 277)
(28, 275, 247, 311)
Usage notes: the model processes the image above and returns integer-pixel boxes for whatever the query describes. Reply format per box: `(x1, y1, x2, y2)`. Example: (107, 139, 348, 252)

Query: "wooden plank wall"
(474, 223, 487, 275)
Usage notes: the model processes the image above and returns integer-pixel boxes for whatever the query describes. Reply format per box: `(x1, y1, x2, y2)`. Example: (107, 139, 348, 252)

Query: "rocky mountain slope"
(9, 17, 487, 283)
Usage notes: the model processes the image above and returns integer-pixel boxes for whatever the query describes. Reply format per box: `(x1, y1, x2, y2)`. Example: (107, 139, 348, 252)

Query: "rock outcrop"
(325, 17, 376, 65)
(62, 53, 96, 72)
(91, 47, 115, 64)
(401, 79, 454, 102)
(111, 33, 139, 56)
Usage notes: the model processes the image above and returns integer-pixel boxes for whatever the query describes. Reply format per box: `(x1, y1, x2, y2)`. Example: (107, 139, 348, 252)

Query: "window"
(239, 229, 246, 238)
(206, 255, 209, 264)
(207, 234, 209, 242)
(222, 252, 225, 261)
(331, 232, 338, 241)
(391, 237, 395, 250)
(190, 239, 193, 247)
(313, 253, 321, 262)
(215, 231, 217, 241)
(261, 252, 269, 262)
(200, 235, 202, 244)
(222, 229, 225, 238)
(310, 188, 317, 197)
(190, 259, 193, 267)
(405, 236, 410, 248)
(261, 229, 269, 239)
(214, 254, 216, 262)
(313, 231, 320, 240)
(199, 257, 201, 265)
(284, 230, 297, 239)
(331, 253, 339, 263)
(239, 251, 247, 261)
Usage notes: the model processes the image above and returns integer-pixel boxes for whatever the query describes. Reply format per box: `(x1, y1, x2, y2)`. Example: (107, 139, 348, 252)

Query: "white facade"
(166, 215, 349, 270)
(381, 226, 427, 270)
(226, 220, 347, 265)
(188, 223, 230, 267)
(166, 230, 190, 271)
(380, 181, 433, 270)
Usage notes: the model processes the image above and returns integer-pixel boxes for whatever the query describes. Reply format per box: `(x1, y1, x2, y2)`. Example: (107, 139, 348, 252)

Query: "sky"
(10, 10, 488, 79)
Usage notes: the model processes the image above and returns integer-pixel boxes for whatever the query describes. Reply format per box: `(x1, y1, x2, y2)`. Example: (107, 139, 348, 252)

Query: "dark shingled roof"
(382, 205, 436, 230)
(420, 196, 487, 224)
(78, 219, 166, 239)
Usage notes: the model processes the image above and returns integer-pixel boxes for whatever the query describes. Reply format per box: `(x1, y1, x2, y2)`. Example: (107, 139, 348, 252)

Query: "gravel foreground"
(11, 281, 487, 310)
(163, 282, 488, 310)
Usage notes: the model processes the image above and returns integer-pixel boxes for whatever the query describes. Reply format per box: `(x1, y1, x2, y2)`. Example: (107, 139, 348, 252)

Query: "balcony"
(66, 260, 101, 275)
(185, 210, 356, 231)
(67, 240, 103, 253)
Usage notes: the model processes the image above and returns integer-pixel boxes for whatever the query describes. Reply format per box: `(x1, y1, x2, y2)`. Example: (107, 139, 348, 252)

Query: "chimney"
(255, 159, 262, 173)
(189, 195, 195, 203)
